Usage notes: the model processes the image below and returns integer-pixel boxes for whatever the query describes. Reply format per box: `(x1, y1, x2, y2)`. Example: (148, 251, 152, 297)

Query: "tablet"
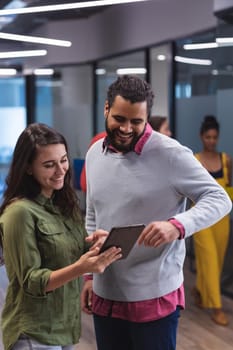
(99, 224, 145, 259)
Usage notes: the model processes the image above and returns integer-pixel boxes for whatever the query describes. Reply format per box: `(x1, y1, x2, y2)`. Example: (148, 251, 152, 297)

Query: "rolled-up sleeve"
(2, 205, 51, 296)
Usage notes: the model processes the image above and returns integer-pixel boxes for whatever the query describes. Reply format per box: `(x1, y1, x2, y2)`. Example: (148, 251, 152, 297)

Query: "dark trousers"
(93, 307, 180, 350)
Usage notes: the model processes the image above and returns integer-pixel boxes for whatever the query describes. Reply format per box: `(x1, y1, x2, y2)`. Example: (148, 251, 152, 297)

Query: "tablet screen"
(99, 224, 145, 259)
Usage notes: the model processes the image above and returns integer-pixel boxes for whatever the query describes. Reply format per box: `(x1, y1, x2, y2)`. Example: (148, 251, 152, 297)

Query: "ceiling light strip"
(0, 0, 149, 15)
(0, 49, 47, 59)
(116, 68, 147, 75)
(0, 68, 17, 75)
(0, 32, 72, 47)
(183, 42, 218, 50)
(216, 37, 233, 44)
(174, 56, 212, 65)
(95, 68, 106, 75)
(34, 68, 54, 75)
(183, 38, 233, 50)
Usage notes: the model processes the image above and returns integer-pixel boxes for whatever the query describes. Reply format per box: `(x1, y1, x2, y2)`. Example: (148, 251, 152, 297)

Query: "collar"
(34, 193, 53, 206)
(102, 123, 152, 155)
(34, 193, 60, 214)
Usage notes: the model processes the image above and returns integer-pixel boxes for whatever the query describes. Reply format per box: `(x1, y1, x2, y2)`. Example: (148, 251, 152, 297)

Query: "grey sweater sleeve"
(170, 146, 232, 237)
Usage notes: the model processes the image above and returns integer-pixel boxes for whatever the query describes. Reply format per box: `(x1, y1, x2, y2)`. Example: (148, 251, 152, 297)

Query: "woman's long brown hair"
(0, 123, 82, 222)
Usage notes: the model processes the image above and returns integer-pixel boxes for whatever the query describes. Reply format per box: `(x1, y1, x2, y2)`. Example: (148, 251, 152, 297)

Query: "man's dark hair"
(107, 75, 154, 117)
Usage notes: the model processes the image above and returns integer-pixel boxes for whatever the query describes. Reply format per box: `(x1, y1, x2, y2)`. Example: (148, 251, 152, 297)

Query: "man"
(81, 75, 232, 350)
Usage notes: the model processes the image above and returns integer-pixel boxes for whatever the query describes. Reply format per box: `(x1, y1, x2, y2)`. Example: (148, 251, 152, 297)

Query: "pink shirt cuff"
(168, 218, 185, 239)
(83, 274, 93, 282)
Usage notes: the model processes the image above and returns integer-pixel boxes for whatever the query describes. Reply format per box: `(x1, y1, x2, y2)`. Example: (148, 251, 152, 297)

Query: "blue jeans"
(93, 307, 181, 350)
(11, 335, 74, 350)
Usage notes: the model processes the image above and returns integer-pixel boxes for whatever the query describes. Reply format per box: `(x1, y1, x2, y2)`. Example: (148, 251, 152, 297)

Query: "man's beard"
(105, 119, 143, 153)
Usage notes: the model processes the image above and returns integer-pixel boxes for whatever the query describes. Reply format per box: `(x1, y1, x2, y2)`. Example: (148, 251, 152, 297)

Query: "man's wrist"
(168, 218, 185, 239)
(83, 273, 93, 282)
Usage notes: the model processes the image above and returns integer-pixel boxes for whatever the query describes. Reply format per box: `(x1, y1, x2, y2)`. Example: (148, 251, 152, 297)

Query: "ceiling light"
(216, 37, 233, 46)
(116, 68, 147, 75)
(157, 54, 166, 61)
(183, 38, 233, 50)
(0, 49, 47, 59)
(183, 42, 218, 50)
(174, 56, 212, 65)
(0, 68, 17, 75)
(34, 68, 54, 75)
(0, 0, 149, 15)
(0, 32, 72, 47)
(95, 68, 106, 75)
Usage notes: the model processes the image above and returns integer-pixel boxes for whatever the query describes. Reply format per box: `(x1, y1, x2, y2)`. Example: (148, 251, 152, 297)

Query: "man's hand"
(138, 221, 180, 247)
(81, 279, 93, 314)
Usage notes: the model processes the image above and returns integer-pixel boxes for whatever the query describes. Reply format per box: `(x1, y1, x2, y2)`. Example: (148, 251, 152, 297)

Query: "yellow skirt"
(193, 214, 230, 308)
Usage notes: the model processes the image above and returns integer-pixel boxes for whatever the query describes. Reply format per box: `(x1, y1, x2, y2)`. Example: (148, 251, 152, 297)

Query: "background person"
(80, 131, 107, 193)
(81, 75, 232, 350)
(0, 123, 121, 350)
(193, 115, 232, 326)
(149, 115, 172, 136)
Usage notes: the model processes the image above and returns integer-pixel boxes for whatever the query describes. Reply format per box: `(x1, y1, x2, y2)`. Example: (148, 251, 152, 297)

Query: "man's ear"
(104, 101, 109, 118)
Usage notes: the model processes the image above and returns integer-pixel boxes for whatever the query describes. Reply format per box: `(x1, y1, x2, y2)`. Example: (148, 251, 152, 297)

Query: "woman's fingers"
(81, 246, 122, 273)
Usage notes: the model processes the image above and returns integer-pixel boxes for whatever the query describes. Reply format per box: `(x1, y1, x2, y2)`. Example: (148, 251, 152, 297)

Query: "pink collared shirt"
(92, 285, 184, 322)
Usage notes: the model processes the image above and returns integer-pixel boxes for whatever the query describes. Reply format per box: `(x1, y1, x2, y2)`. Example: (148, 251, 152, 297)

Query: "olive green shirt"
(0, 194, 88, 350)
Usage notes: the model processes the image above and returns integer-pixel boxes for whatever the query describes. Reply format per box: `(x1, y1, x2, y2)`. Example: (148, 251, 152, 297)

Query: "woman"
(0, 123, 121, 350)
(149, 115, 172, 137)
(193, 115, 232, 326)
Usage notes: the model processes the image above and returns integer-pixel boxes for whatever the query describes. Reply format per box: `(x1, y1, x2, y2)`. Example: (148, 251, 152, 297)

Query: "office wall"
(176, 95, 216, 152)
(176, 90, 233, 159)
(217, 89, 233, 157)
(26, 0, 217, 69)
(52, 65, 93, 159)
(150, 44, 171, 117)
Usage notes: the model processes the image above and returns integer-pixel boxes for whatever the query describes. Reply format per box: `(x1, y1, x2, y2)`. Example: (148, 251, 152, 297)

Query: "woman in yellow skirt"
(193, 115, 232, 326)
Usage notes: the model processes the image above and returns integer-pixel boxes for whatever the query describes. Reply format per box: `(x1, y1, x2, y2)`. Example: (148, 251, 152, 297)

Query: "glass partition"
(149, 43, 172, 120)
(0, 77, 26, 201)
(175, 27, 233, 159)
(35, 65, 93, 160)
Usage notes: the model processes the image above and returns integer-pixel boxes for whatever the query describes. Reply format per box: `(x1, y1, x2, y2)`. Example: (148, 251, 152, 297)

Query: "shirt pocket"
(36, 219, 74, 269)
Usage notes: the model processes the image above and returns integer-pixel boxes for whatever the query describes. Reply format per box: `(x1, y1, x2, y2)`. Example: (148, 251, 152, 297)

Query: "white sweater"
(85, 130, 232, 301)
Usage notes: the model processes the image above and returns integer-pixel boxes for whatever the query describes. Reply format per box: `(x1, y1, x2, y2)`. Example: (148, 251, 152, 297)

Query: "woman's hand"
(76, 245, 122, 275)
(45, 234, 121, 293)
